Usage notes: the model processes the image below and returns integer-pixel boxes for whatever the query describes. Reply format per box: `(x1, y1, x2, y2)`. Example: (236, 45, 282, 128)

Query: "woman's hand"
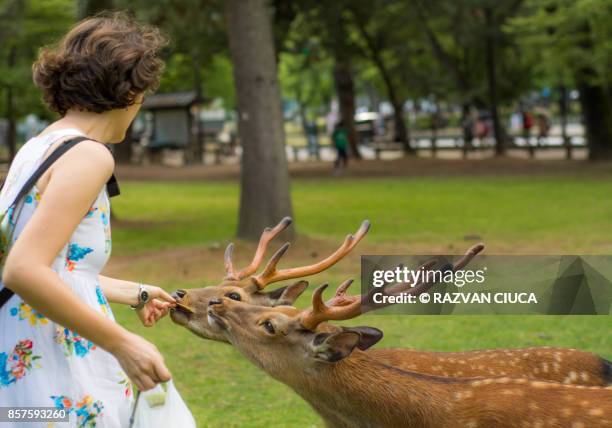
(137, 286, 176, 327)
(110, 330, 172, 391)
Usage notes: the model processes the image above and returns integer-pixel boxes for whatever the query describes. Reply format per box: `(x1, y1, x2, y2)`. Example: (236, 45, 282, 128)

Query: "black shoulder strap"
(9, 136, 90, 208)
(0, 135, 120, 308)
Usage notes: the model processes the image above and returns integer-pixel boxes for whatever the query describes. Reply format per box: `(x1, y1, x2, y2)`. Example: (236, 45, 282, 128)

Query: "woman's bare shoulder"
(54, 139, 115, 178)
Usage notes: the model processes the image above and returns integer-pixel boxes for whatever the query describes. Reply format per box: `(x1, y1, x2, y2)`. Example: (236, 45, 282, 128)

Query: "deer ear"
(310, 331, 361, 363)
(343, 326, 383, 350)
(264, 280, 309, 306)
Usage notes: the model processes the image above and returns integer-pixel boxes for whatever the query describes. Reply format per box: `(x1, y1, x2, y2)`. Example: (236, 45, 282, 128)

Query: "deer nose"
(173, 289, 187, 300)
(208, 298, 223, 306)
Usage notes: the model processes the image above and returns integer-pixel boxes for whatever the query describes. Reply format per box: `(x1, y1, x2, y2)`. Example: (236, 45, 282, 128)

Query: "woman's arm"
(98, 275, 176, 326)
(98, 275, 175, 306)
(2, 141, 170, 390)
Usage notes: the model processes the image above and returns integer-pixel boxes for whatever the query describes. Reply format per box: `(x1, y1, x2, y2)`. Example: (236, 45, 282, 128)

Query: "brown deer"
(205, 280, 612, 428)
(171, 220, 612, 387)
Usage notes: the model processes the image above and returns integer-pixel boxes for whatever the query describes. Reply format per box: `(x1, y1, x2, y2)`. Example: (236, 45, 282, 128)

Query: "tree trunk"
(577, 74, 612, 161)
(333, 59, 361, 158)
(225, 0, 294, 241)
(6, 45, 17, 162)
(484, 8, 505, 156)
(558, 84, 571, 160)
(6, 88, 16, 163)
(352, 16, 412, 153)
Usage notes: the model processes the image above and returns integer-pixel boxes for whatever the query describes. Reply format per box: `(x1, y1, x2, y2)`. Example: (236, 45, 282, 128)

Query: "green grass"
(107, 176, 612, 427)
(111, 176, 612, 255)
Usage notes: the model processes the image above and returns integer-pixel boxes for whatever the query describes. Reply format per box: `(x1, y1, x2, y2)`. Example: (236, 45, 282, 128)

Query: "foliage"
(0, 0, 75, 121)
(510, 0, 612, 88)
(117, 0, 232, 105)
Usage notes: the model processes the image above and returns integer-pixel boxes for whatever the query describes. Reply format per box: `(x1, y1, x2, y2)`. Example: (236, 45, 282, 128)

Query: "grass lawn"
(106, 176, 612, 427)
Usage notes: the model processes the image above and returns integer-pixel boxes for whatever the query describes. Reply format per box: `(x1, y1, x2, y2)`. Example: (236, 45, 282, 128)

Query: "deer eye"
(262, 320, 275, 335)
(226, 292, 241, 301)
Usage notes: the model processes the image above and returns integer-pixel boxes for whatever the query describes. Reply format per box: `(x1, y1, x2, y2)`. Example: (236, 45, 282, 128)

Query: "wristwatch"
(130, 284, 150, 310)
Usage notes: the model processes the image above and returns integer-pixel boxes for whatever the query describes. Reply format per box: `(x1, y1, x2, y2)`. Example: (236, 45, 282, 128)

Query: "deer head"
(170, 217, 371, 341)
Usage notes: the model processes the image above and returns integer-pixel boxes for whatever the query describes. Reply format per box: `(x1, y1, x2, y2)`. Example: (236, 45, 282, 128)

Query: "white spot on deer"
(528, 402, 539, 411)
(431, 365, 442, 372)
(554, 352, 563, 362)
(531, 381, 558, 389)
(571, 422, 585, 428)
(562, 408, 573, 417)
(579, 372, 589, 382)
(464, 419, 477, 428)
(541, 362, 549, 373)
(563, 371, 578, 384)
(588, 408, 603, 417)
(553, 362, 561, 373)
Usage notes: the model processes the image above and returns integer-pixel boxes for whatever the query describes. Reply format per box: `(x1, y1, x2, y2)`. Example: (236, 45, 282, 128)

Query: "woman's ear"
(310, 331, 361, 363)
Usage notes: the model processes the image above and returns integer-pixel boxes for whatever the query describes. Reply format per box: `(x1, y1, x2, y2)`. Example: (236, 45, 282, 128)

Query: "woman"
(0, 13, 174, 427)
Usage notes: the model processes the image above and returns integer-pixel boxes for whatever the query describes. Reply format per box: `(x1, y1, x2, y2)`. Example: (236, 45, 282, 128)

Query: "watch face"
(141, 290, 149, 303)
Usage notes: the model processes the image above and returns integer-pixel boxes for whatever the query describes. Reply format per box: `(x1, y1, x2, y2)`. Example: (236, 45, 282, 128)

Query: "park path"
(115, 155, 612, 182)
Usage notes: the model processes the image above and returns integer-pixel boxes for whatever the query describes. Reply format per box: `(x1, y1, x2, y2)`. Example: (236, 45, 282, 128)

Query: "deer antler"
(300, 243, 485, 331)
(224, 217, 293, 280)
(250, 220, 371, 289)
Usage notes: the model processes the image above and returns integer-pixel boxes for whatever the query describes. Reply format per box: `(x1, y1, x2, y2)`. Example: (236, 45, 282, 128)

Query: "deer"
(204, 279, 612, 428)
(170, 217, 612, 387)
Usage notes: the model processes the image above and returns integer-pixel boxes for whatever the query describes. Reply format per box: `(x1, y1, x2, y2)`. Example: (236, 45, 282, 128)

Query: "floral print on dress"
(51, 394, 104, 428)
(95, 285, 112, 317)
(118, 372, 132, 398)
(10, 301, 48, 325)
(65, 243, 94, 272)
(54, 326, 96, 358)
(85, 206, 98, 218)
(99, 204, 112, 255)
(0, 339, 41, 387)
(24, 191, 41, 204)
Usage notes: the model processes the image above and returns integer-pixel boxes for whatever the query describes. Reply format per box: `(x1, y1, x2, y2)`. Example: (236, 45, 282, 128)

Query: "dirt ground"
(116, 155, 612, 181)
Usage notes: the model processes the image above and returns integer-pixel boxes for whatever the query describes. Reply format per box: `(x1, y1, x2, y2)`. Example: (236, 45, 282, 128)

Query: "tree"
(0, 0, 74, 161)
(414, 0, 530, 156)
(280, 1, 362, 158)
(348, 1, 414, 153)
(512, 0, 612, 160)
(225, 0, 294, 241)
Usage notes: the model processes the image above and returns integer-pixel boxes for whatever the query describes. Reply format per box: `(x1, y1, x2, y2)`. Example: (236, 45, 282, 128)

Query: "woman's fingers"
(153, 359, 172, 383)
(148, 286, 176, 304)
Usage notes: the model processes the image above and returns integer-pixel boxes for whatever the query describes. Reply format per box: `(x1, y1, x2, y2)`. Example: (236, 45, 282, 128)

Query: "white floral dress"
(0, 128, 133, 427)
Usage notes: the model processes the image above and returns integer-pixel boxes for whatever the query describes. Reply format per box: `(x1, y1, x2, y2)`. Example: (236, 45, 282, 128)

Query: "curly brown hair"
(32, 11, 168, 116)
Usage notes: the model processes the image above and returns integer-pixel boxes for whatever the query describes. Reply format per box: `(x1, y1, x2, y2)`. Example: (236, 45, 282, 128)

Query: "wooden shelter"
(141, 91, 205, 164)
